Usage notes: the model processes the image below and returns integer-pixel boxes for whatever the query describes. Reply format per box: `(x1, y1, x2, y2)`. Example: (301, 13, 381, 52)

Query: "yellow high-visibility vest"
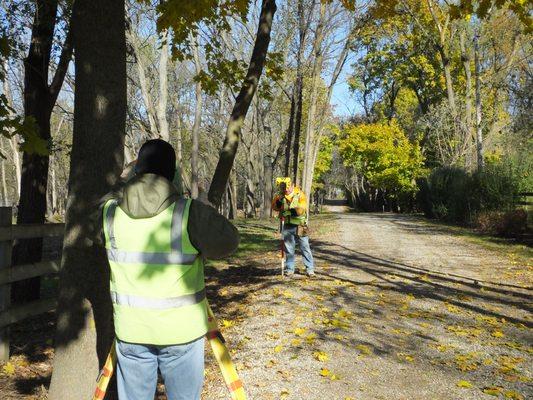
(103, 198, 209, 345)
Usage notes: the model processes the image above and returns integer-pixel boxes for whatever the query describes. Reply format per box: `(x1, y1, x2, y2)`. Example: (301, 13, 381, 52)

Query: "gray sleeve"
(187, 200, 240, 259)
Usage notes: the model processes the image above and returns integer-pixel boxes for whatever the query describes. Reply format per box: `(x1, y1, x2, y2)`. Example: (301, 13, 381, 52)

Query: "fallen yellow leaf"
(305, 333, 317, 344)
(483, 386, 503, 396)
(274, 345, 283, 353)
(282, 290, 294, 299)
(355, 344, 372, 356)
(491, 330, 505, 338)
(504, 390, 524, 400)
(456, 380, 473, 388)
(293, 328, 306, 336)
(221, 319, 234, 328)
(2, 362, 15, 375)
(319, 368, 330, 377)
(313, 351, 329, 362)
(290, 338, 302, 346)
(330, 373, 340, 381)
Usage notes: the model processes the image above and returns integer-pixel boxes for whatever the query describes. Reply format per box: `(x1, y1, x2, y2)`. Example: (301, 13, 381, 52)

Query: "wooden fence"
(0, 207, 64, 361)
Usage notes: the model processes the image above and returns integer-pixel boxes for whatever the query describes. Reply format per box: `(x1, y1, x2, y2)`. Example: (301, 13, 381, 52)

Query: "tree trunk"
(245, 178, 256, 218)
(48, 116, 64, 216)
(284, 88, 295, 177)
(426, 0, 456, 116)
(12, 0, 73, 304)
(292, 76, 304, 185)
(474, 33, 484, 171)
(127, 27, 159, 137)
(228, 169, 237, 219)
(0, 138, 8, 205)
(2, 61, 21, 201)
(438, 45, 457, 115)
(291, 0, 308, 186)
(157, 30, 170, 141)
(208, 0, 277, 207)
(50, 155, 56, 214)
(302, 2, 326, 197)
(190, 34, 202, 199)
(262, 155, 273, 218)
(460, 28, 473, 148)
(9, 136, 21, 201)
(48, 0, 126, 398)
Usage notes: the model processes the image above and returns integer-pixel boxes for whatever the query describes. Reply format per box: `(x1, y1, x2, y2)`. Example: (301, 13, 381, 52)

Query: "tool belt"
(297, 224, 310, 237)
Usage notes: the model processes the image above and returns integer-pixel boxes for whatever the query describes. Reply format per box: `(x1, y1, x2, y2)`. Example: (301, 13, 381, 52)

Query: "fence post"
(0, 207, 12, 361)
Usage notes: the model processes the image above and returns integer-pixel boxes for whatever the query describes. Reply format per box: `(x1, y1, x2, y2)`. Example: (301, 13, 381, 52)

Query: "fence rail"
(0, 207, 64, 361)
(517, 192, 532, 207)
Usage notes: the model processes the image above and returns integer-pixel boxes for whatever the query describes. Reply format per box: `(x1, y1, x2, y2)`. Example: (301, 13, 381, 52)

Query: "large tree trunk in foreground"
(48, 1, 126, 398)
(208, 0, 276, 208)
(12, 0, 73, 304)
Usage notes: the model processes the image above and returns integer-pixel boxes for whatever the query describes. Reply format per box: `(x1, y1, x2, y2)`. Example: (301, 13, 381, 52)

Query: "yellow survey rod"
(206, 302, 247, 400)
(92, 340, 116, 400)
(92, 304, 246, 400)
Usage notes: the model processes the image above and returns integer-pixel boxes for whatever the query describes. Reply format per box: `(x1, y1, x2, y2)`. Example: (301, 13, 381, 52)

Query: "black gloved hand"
(275, 199, 283, 208)
(290, 208, 298, 217)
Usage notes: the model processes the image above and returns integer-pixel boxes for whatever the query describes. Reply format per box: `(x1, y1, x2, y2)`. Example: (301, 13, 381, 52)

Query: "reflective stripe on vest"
(105, 200, 198, 265)
(110, 288, 206, 310)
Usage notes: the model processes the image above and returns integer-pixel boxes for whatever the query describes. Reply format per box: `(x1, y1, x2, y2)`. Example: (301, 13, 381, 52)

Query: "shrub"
(419, 163, 526, 228)
(475, 209, 527, 237)
(423, 167, 472, 223)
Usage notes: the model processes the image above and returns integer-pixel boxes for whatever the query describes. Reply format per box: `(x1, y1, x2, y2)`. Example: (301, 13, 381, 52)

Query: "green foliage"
(420, 162, 527, 224)
(17, 116, 49, 156)
(0, 36, 17, 147)
(153, 1, 283, 99)
(3, 56, 50, 160)
(155, 0, 249, 60)
(1, 35, 48, 157)
(449, 0, 532, 33)
(312, 132, 334, 189)
(338, 120, 425, 196)
(194, 58, 247, 96)
(350, 0, 446, 121)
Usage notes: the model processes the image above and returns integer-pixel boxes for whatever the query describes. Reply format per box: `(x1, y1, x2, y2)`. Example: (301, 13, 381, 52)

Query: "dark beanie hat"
(135, 139, 176, 181)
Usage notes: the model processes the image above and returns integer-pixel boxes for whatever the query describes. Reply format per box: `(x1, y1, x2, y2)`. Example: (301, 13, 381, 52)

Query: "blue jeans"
(283, 224, 314, 273)
(116, 337, 204, 400)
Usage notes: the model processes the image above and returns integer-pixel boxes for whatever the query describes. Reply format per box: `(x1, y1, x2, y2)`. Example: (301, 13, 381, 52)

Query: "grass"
(233, 213, 337, 257)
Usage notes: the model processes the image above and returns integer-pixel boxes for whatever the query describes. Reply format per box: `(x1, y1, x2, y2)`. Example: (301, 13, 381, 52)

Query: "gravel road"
(203, 212, 532, 400)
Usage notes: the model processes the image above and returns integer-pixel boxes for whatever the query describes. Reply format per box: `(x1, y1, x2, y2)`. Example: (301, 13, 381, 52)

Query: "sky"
(331, 69, 362, 118)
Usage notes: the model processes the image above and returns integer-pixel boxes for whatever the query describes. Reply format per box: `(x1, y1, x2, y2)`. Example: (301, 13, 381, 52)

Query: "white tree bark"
(190, 34, 203, 199)
(157, 29, 170, 141)
(474, 33, 484, 171)
(2, 61, 21, 200)
(301, 2, 326, 197)
(126, 27, 159, 137)
(0, 138, 8, 206)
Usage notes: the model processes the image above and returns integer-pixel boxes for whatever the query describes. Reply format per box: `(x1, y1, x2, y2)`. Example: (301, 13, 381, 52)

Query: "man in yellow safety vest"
(272, 179, 315, 277)
(101, 139, 239, 400)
